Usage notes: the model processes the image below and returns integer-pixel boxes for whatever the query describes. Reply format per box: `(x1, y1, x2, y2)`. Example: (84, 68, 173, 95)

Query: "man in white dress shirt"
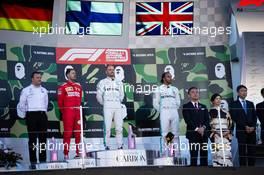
(96, 65, 124, 150)
(17, 71, 48, 167)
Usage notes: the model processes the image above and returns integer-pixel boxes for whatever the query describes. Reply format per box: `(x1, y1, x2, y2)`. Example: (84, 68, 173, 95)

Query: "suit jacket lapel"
(189, 101, 195, 110)
(237, 100, 247, 116)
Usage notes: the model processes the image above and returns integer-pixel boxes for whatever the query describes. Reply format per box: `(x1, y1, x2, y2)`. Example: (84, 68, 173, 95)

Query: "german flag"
(0, 0, 53, 33)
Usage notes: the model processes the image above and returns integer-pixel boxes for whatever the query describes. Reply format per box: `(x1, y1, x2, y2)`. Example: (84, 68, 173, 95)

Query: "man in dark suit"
(230, 85, 257, 166)
(182, 87, 210, 166)
(256, 88, 264, 145)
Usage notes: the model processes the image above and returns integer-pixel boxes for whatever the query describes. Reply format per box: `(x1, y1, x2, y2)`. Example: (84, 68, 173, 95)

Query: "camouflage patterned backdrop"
(0, 43, 233, 138)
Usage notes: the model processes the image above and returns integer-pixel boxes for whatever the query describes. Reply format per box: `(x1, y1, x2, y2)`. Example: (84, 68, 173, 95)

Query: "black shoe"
(118, 146, 123, 150)
(64, 155, 69, 160)
(30, 163, 36, 170)
(105, 146, 110, 150)
(74, 154, 81, 159)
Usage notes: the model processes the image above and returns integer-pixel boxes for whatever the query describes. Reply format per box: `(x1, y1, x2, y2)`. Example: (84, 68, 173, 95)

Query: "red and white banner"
(237, 0, 264, 7)
(56, 48, 131, 64)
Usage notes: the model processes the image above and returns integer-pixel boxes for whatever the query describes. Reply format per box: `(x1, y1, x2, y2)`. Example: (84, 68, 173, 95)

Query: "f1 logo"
(237, 0, 264, 7)
(56, 48, 131, 64)
(59, 49, 105, 61)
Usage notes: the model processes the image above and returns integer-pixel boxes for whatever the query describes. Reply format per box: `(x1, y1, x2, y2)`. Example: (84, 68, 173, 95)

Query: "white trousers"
(160, 108, 180, 156)
(103, 104, 123, 148)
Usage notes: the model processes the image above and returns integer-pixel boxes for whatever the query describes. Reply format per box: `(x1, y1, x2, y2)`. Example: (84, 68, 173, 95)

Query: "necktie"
(242, 100, 247, 114)
(195, 103, 198, 110)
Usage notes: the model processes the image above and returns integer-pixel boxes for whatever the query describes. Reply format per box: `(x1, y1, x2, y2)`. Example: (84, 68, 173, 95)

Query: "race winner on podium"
(153, 71, 181, 156)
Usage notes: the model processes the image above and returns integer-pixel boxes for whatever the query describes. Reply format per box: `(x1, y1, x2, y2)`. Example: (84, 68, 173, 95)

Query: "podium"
(93, 149, 187, 167)
(154, 157, 187, 166)
(66, 158, 96, 168)
(36, 149, 187, 169)
(36, 158, 96, 170)
(36, 162, 68, 170)
(94, 149, 157, 167)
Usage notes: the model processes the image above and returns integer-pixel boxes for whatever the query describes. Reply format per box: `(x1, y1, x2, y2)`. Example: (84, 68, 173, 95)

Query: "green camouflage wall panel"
(0, 60, 7, 80)
(0, 44, 233, 138)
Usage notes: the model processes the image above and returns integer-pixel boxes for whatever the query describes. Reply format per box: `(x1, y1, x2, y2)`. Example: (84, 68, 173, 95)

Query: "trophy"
(128, 124, 136, 149)
(50, 137, 58, 162)
(164, 132, 175, 157)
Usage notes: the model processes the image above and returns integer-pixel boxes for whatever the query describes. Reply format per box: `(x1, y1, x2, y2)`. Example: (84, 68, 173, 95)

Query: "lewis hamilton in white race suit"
(96, 65, 124, 150)
(153, 71, 181, 156)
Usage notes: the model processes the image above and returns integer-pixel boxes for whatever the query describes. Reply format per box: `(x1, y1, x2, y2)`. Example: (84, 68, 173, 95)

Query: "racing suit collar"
(162, 84, 171, 88)
(30, 84, 42, 88)
(107, 76, 115, 81)
(67, 80, 75, 85)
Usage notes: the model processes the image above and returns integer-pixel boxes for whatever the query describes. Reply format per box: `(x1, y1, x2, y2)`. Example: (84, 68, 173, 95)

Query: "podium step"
(94, 149, 157, 167)
(36, 162, 68, 170)
(36, 159, 96, 170)
(154, 157, 188, 166)
(36, 150, 188, 169)
(92, 149, 188, 167)
(66, 158, 96, 168)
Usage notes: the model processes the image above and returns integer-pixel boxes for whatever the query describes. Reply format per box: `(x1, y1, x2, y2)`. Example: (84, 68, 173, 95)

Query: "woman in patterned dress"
(209, 93, 233, 167)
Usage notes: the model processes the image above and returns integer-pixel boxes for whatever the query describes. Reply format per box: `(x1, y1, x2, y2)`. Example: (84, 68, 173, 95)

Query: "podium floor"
(3, 166, 264, 175)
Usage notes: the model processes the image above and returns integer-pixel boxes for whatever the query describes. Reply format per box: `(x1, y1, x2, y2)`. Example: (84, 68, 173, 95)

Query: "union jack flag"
(136, 2, 194, 36)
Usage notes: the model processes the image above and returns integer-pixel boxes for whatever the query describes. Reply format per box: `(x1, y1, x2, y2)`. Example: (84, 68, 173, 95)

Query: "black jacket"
(182, 102, 210, 140)
(229, 100, 257, 131)
(256, 101, 264, 125)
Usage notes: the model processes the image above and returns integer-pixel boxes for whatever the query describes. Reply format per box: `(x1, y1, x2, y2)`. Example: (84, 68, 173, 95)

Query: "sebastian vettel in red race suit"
(58, 68, 82, 159)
